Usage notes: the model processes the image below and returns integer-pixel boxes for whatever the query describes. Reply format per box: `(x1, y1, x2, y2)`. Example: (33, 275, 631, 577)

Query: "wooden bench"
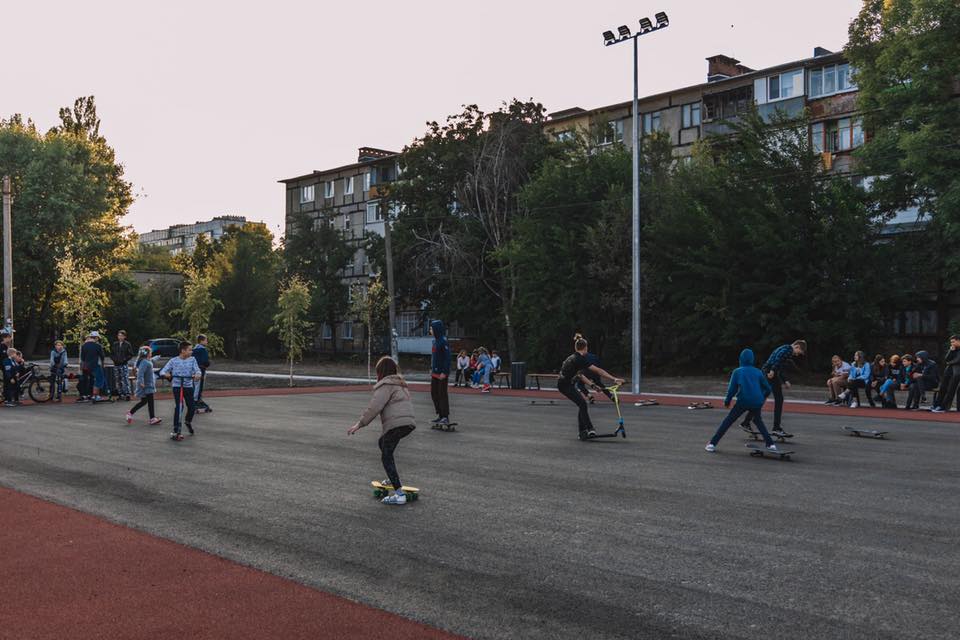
(493, 372, 511, 389)
(528, 373, 560, 391)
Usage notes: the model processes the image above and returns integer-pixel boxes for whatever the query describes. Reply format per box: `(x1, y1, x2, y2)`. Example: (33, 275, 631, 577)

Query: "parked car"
(148, 338, 180, 359)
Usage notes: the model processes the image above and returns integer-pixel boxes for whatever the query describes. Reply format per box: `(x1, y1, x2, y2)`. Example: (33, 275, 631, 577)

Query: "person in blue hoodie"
(192, 334, 212, 412)
(706, 349, 778, 452)
(837, 350, 872, 408)
(429, 320, 451, 426)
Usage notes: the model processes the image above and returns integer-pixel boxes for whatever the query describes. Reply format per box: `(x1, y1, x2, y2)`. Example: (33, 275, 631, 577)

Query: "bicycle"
(16, 363, 54, 404)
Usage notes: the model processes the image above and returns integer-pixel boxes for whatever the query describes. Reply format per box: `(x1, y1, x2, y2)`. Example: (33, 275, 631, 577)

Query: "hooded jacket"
(913, 351, 940, 387)
(135, 357, 157, 397)
(357, 374, 417, 434)
(724, 349, 772, 409)
(430, 320, 450, 376)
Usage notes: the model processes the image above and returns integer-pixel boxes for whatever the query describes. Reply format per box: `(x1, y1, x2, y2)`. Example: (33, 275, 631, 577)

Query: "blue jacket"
(725, 349, 772, 409)
(430, 320, 450, 376)
(849, 362, 871, 383)
(192, 344, 210, 369)
(159, 356, 201, 388)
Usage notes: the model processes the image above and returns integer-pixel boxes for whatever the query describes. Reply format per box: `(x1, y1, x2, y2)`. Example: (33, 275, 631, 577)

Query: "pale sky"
(1, 0, 863, 238)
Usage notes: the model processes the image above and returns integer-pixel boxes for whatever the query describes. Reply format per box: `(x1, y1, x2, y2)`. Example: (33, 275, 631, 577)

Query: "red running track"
(0, 486, 462, 640)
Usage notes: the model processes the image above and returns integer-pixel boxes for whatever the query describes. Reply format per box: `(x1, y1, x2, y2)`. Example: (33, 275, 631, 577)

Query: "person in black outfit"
(557, 334, 623, 440)
(905, 350, 939, 410)
(932, 335, 960, 413)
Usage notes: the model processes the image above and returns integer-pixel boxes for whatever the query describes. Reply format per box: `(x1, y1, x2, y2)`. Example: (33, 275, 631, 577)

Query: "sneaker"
(838, 391, 849, 402)
(767, 443, 779, 452)
(931, 406, 945, 413)
(186, 423, 194, 435)
(705, 443, 716, 452)
(587, 429, 597, 438)
(824, 399, 836, 405)
(125, 412, 133, 425)
(771, 429, 787, 438)
(379, 479, 396, 488)
(149, 417, 162, 425)
(849, 400, 859, 408)
(578, 429, 591, 441)
(430, 416, 441, 424)
(481, 385, 491, 393)
(170, 432, 184, 441)
(382, 491, 407, 505)
(436, 417, 449, 426)
(3, 402, 14, 408)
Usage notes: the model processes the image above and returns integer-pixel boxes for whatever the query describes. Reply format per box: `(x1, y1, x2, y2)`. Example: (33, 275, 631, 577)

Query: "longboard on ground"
(843, 426, 889, 439)
(745, 443, 794, 460)
(430, 421, 459, 432)
(635, 399, 659, 407)
(530, 399, 557, 406)
(688, 401, 713, 410)
(740, 424, 794, 442)
(371, 480, 419, 500)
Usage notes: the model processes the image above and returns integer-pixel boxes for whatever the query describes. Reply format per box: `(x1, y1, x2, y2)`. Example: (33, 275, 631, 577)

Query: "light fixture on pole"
(601, 12, 669, 396)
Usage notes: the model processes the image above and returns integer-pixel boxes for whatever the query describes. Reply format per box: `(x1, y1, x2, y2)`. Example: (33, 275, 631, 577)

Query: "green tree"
(174, 267, 224, 355)
(0, 96, 132, 354)
(129, 244, 175, 272)
(209, 222, 280, 358)
(52, 257, 108, 351)
(270, 276, 313, 386)
(349, 275, 390, 382)
(282, 209, 355, 350)
(100, 273, 178, 343)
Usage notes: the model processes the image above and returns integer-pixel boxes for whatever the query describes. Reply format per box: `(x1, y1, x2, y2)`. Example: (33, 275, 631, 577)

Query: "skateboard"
(843, 426, 888, 439)
(745, 443, 794, 460)
(371, 481, 419, 500)
(530, 400, 557, 406)
(688, 401, 713, 410)
(740, 424, 794, 442)
(635, 399, 659, 407)
(430, 421, 458, 432)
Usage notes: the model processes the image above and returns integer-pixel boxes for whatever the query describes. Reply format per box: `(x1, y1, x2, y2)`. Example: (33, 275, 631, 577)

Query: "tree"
(174, 267, 224, 355)
(388, 100, 558, 360)
(846, 0, 960, 341)
(129, 244, 175, 272)
(0, 96, 132, 354)
(282, 210, 355, 351)
(270, 276, 312, 386)
(52, 257, 108, 351)
(349, 275, 390, 382)
(100, 273, 178, 343)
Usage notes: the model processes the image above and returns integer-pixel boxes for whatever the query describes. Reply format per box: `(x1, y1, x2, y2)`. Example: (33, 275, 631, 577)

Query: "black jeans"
(130, 394, 155, 419)
(712, 403, 774, 447)
(937, 370, 959, 411)
(906, 380, 933, 409)
(558, 379, 593, 433)
(741, 375, 783, 430)
(172, 386, 196, 431)
(379, 425, 415, 490)
(430, 376, 449, 419)
(847, 379, 874, 405)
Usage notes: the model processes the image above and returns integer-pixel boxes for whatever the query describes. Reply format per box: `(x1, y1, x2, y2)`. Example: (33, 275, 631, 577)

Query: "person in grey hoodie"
(126, 346, 162, 425)
(348, 356, 417, 505)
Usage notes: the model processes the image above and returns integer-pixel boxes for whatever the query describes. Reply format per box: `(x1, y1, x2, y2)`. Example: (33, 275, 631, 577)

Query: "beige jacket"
(357, 375, 417, 434)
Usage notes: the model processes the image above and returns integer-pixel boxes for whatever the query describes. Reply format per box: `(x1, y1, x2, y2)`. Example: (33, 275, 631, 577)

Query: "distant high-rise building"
(138, 215, 247, 254)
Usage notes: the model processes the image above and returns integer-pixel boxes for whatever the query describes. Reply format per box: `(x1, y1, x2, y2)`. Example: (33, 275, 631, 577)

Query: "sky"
(1, 0, 864, 238)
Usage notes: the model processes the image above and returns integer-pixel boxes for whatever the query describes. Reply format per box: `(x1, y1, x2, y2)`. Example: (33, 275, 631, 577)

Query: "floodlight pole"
(2, 176, 13, 340)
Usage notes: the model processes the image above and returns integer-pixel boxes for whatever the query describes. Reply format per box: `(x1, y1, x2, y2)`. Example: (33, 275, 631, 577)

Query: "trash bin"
(510, 361, 527, 390)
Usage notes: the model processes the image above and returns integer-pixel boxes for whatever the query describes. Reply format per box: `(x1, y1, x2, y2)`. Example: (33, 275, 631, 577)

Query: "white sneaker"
(767, 443, 779, 452)
(838, 391, 849, 401)
(705, 443, 716, 452)
(381, 491, 407, 505)
(125, 413, 133, 425)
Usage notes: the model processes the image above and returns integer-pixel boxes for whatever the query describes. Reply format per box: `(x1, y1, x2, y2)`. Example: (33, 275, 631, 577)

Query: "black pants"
(130, 394, 155, 419)
(379, 425, 415, 490)
(431, 376, 449, 419)
(3, 380, 15, 403)
(196, 369, 207, 403)
(742, 375, 783, 430)
(172, 386, 196, 431)
(905, 380, 933, 409)
(937, 370, 959, 411)
(711, 403, 774, 447)
(847, 379, 875, 406)
(558, 379, 593, 433)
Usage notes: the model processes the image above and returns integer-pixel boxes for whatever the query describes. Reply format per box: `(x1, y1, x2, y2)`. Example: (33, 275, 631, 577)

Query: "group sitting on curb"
(825, 335, 960, 412)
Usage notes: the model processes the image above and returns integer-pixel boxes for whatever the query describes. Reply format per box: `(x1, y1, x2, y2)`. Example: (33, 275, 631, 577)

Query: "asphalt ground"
(1, 389, 958, 639)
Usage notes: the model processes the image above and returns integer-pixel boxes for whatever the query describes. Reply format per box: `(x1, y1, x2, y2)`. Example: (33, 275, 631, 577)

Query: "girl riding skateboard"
(557, 334, 623, 440)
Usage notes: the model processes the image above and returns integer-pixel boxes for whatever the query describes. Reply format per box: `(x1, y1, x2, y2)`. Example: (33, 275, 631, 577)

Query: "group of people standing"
(825, 335, 959, 412)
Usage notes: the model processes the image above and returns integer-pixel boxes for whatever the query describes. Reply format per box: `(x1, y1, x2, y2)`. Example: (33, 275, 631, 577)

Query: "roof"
(546, 50, 849, 126)
(279, 150, 400, 184)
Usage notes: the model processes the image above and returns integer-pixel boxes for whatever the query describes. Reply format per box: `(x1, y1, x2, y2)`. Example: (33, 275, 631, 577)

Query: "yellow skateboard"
(371, 480, 420, 501)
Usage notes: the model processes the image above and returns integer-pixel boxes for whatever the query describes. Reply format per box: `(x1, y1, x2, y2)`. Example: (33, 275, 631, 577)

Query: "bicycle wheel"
(28, 377, 51, 403)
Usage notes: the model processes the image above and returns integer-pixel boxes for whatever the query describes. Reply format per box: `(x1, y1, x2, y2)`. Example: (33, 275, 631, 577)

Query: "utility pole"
(383, 212, 399, 363)
(2, 176, 13, 341)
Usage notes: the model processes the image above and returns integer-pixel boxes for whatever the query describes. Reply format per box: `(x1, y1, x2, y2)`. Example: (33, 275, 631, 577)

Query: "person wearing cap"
(0, 329, 12, 354)
(79, 331, 107, 403)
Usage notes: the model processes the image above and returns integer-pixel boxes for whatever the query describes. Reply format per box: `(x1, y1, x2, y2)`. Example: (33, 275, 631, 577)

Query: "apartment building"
(139, 215, 247, 255)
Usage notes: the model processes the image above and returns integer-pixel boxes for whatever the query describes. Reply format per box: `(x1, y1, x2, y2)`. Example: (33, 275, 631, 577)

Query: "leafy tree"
(388, 100, 559, 359)
(349, 275, 390, 382)
(174, 267, 224, 355)
(52, 257, 108, 352)
(100, 273, 178, 343)
(0, 97, 132, 354)
(282, 209, 354, 350)
(209, 222, 280, 358)
(129, 244, 175, 272)
(846, 0, 960, 340)
(270, 276, 312, 386)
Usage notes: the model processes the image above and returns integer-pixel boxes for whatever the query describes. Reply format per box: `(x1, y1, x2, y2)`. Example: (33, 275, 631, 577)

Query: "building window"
(682, 103, 701, 128)
(397, 311, 421, 337)
(343, 215, 352, 233)
(300, 185, 315, 203)
(366, 201, 383, 224)
(324, 181, 335, 199)
(363, 172, 371, 192)
(816, 118, 863, 153)
(342, 321, 353, 340)
(554, 130, 574, 143)
(768, 69, 803, 101)
(344, 176, 354, 195)
(322, 323, 333, 340)
(596, 120, 624, 145)
(809, 63, 856, 98)
(811, 122, 825, 153)
(643, 111, 661, 135)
